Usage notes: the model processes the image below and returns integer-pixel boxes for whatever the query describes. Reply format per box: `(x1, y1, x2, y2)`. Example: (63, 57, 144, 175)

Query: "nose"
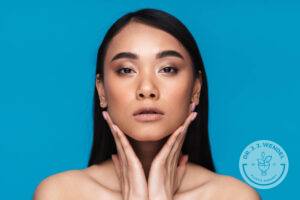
(137, 89, 158, 99)
(136, 78, 159, 100)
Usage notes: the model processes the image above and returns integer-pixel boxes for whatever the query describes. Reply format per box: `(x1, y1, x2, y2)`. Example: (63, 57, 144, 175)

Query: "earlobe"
(95, 74, 107, 108)
(191, 93, 200, 106)
(191, 70, 202, 106)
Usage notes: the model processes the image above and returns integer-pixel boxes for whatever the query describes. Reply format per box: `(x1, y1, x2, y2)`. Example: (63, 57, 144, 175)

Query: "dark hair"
(88, 8, 215, 172)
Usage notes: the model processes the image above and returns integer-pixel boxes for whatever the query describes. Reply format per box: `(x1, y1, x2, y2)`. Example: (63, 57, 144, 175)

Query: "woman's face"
(96, 21, 201, 141)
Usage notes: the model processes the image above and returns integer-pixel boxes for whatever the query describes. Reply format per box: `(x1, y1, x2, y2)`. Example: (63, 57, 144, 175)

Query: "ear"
(95, 73, 107, 108)
(191, 70, 202, 106)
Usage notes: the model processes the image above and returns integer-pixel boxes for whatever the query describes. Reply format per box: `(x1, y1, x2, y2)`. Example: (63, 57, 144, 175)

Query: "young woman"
(34, 8, 260, 200)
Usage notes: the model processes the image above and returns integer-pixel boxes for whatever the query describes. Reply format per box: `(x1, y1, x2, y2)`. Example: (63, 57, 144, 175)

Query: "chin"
(127, 131, 168, 142)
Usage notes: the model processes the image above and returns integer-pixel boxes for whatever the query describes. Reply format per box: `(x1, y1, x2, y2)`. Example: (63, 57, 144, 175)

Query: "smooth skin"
(103, 109, 197, 200)
(33, 21, 261, 200)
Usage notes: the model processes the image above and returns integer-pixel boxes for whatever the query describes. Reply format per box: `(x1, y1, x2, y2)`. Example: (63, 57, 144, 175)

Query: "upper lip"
(133, 107, 164, 115)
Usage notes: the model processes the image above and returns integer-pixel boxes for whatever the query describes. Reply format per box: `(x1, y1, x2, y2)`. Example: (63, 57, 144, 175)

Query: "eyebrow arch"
(110, 50, 184, 63)
(156, 50, 184, 60)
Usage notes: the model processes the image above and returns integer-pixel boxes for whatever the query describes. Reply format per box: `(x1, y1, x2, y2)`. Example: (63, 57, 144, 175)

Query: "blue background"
(0, 0, 299, 199)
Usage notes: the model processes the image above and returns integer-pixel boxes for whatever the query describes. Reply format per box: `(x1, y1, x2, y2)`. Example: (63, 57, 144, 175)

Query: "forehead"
(105, 22, 192, 63)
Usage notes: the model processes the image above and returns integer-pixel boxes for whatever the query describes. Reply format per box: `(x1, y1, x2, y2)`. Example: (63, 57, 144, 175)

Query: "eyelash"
(116, 66, 179, 75)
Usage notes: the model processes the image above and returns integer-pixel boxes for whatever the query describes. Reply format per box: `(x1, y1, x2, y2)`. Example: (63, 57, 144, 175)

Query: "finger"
(111, 154, 121, 179)
(103, 111, 131, 191)
(154, 124, 185, 163)
(111, 154, 128, 193)
(112, 125, 142, 168)
(170, 112, 197, 166)
(169, 112, 197, 165)
(175, 155, 188, 190)
(179, 154, 188, 166)
(102, 111, 127, 165)
(104, 111, 141, 166)
(158, 105, 195, 167)
(189, 102, 196, 113)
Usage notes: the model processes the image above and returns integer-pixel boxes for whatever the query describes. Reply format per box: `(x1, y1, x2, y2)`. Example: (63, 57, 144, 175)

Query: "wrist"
(149, 193, 171, 200)
(130, 192, 149, 200)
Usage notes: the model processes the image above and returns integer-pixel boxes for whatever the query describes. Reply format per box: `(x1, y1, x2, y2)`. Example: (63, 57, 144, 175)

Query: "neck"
(128, 136, 169, 180)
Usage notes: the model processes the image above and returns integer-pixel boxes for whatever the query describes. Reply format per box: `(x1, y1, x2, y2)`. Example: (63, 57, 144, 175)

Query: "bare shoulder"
(178, 162, 218, 192)
(175, 164, 260, 200)
(204, 174, 261, 200)
(33, 169, 119, 200)
(33, 170, 84, 199)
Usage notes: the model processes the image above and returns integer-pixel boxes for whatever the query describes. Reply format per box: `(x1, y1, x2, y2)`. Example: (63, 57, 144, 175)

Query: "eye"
(116, 66, 179, 75)
(161, 66, 178, 74)
(116, 67, 134, 75)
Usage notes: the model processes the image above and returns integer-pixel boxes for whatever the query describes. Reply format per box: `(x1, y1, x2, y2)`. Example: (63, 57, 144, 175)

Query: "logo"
(239, 140, 289, 189)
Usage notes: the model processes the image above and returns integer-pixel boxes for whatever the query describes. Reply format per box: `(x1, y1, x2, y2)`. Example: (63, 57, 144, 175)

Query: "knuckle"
(123, 143, 130, 150)
(167, 141, 174, 148)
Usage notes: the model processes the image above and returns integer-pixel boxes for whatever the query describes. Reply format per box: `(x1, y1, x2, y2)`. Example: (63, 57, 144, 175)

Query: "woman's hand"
(147, 103, 197, 200)
(102, 111, 149, 200)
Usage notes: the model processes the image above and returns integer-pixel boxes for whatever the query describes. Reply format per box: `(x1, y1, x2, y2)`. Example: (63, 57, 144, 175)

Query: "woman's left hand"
(148, 106, 198, 200)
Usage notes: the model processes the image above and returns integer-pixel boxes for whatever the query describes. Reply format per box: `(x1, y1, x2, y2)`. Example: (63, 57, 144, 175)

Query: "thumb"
(111, 154, 121, 179)
(178, 154, 188, 167)
(176, 155, 188, 186)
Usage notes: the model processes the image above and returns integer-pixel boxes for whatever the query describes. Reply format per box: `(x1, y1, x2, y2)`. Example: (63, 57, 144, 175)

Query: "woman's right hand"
(102, 111, 149, 200)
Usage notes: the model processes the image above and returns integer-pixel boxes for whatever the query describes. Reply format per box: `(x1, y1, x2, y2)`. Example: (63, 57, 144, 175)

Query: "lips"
(133, 113, 163, 122)
(133, 107, 164, 116)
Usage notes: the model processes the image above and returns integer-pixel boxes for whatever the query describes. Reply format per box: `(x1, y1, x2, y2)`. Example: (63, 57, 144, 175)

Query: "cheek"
(107, 87, 134, 123)
(164, 81, 192, 114)
(161, 83, 192, 134)
(104, 74, 193, 141)
(104, 79, 135, 127)
(116, 92, 191, 142)
(105, 76, 133, 108)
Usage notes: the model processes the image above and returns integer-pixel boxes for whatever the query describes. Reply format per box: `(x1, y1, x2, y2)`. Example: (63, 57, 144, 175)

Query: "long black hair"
(88, 8, 215, 172)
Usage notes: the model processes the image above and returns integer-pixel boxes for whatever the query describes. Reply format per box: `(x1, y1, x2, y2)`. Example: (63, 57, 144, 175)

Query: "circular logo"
(239, 140, 289, 189)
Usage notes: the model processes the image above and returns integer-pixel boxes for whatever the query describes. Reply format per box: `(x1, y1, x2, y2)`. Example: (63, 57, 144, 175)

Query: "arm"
(33, 176, 62, 200)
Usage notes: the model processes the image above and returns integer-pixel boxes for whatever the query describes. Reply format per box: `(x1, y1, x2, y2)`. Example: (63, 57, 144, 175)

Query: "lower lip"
(133, 113, 163, 122)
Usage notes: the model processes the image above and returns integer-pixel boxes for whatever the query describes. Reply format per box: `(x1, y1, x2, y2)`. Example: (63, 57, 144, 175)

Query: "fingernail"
(102, 111, 107, 120)
(180, 126, 185, 133)
(112, 124, 117, 132)
(190, 103, 196, 112)
(192, 112, 197, 121)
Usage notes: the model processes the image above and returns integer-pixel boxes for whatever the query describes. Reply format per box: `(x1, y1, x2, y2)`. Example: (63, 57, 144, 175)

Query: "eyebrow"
(110, 50, 184, 63)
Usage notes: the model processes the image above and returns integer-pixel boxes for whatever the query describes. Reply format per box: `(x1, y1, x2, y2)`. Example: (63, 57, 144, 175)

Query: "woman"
(34, 8, 260, 200)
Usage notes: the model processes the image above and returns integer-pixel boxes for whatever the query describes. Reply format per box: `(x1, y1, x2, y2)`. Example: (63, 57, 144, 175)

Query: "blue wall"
(0, 0, 299, 199)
